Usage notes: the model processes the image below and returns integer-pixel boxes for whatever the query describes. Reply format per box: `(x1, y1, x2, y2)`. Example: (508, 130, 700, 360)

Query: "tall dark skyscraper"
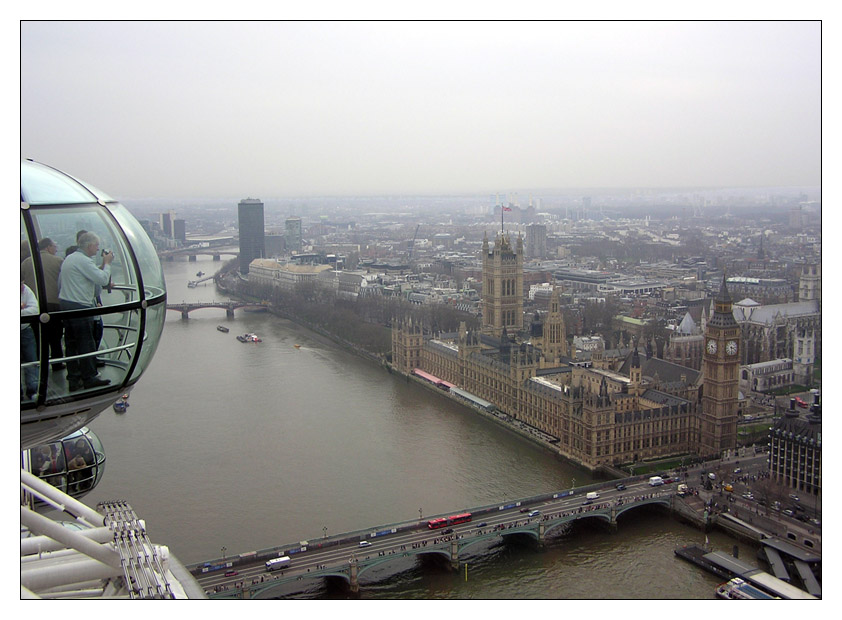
(159, 210, 175, 238)
(173, 219, 186, 242)
(238, 198, 265, 274)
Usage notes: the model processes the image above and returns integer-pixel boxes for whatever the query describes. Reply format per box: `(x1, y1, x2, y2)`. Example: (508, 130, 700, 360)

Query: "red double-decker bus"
(427, 512, 472, 529)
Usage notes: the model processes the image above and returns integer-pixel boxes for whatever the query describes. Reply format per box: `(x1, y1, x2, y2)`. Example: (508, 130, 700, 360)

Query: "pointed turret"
(716, 273, 732, 305)
(709, 274, 738, 329)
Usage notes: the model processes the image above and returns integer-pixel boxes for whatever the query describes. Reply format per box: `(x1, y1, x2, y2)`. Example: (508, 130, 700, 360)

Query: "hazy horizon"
(21, 21, 821, 200)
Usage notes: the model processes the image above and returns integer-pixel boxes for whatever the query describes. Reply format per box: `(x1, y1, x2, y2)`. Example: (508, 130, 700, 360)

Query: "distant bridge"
(166, 301, 270, 319)
(190, 479, 680, 599)
(159, 246, 239, 262)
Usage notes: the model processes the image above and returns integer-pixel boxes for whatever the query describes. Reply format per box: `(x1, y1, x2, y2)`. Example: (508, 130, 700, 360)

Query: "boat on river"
(716, 578, 778, 599)
(113, 394, 130, 413)
(238, 333, 262, 343)
(217, 325, 229, 333)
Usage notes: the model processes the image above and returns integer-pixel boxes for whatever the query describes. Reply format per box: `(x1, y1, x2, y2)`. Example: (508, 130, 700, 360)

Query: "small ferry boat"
(113, 394, 130, 413)
(196, 271, 204, 277)
(187, 281, 198, 288)
(716, 578, 778, 600)
(294, 344, 301, 349)
(236, 335, 247, 342)
(238, 333, 262, 343)
(217, 325, 229, 333)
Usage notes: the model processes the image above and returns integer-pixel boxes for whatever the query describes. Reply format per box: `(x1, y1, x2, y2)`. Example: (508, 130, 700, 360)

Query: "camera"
(101, 249, 111, 256)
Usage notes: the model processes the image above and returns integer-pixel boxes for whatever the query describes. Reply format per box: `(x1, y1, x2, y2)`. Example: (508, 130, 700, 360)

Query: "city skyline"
(21, 21, 820, 200)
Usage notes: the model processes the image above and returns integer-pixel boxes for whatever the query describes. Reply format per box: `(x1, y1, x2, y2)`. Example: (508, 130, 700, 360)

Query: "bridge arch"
(457, 533, 506, 554)
(614, 497, 671, 520)
(245, 571, 346, 600)
(356, 548, 450, 580)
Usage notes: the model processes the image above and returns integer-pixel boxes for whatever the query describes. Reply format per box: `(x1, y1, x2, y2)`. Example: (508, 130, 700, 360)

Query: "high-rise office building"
(238, 198, 265, 274)
(525, 224, 547, 259)
(285, 217, 302, 253)
(159, 210, 175, 238)
(173, 219, 186, 243)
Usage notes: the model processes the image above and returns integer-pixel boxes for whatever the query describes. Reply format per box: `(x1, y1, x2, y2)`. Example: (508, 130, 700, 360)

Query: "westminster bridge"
(189, 477, 694, 599)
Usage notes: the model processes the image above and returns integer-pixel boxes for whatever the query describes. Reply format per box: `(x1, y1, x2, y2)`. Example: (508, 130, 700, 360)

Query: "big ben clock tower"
(698, 275, 740, 457)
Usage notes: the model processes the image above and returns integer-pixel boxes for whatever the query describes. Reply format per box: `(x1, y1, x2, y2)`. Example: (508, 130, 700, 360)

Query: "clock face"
(726, 340, 738, 356)
(707, 339, 718, 354)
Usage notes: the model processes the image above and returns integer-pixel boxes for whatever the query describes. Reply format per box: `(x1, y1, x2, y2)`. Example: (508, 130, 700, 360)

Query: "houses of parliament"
(392, 231, 742, 472)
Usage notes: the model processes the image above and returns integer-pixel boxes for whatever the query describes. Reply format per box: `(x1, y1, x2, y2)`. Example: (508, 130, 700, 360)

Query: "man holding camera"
(58, 231, 113, 390)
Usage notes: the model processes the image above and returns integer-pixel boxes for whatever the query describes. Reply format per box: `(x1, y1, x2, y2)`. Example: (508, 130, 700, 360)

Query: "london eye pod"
(22, 426, 106, 504)
(20, 160, 167, 450)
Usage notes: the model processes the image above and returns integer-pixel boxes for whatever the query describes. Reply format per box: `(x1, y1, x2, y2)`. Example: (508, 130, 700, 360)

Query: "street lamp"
(221, 546, 227, 560)
(419, 508, 423, 520)
(323, 526, 328, 539)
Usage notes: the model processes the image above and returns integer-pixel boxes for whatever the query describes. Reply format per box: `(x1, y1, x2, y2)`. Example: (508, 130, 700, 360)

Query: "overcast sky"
(20, 21, 821, 199)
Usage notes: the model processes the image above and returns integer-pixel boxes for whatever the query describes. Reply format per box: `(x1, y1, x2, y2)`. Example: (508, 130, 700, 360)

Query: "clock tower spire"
(698, 275, 740, 457)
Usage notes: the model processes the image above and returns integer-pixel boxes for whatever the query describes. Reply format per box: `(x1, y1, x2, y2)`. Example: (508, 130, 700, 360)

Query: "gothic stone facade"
(394, 322, 700, 471)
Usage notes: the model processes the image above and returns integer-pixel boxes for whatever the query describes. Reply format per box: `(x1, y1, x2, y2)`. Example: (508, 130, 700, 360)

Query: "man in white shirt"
(58, 232, 113, 390)
(21, 281, 39, 399)
(21, 237, 65, 369)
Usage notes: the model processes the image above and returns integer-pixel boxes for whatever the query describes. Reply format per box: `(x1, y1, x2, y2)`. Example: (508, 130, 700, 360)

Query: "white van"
(265, 556, 290, 571)
(586, 492, 600, 500)
(648, 476, 664, 486)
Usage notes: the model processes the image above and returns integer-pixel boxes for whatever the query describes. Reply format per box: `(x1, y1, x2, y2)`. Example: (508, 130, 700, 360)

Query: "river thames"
(81, 255, 753, 599)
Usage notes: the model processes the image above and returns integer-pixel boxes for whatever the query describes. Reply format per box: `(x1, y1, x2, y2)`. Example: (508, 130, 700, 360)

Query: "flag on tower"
(502, 206, 512, 211)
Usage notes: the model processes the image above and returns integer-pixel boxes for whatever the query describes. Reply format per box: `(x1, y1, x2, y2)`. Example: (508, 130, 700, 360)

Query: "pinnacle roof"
(676, 312, 697, 334)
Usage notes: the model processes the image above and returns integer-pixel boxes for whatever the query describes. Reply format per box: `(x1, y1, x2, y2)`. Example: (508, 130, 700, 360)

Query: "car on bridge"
(528, 510, 541, 517)
(615, 483, 626, 491)
(359, 541, 372, 548)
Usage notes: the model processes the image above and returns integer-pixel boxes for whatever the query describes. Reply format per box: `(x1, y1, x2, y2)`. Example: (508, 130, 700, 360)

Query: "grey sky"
(21, 21, 820, 199)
